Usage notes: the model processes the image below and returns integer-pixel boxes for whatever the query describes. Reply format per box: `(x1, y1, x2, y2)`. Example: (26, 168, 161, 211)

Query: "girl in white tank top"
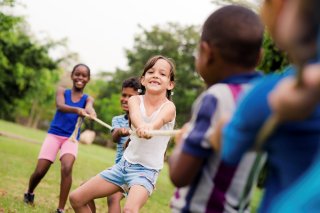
(69, 55, 176, 213)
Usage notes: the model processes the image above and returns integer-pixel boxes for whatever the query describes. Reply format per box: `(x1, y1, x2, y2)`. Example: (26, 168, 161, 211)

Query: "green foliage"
(258, 33, 289, 73)
(0, 4, 63, 125)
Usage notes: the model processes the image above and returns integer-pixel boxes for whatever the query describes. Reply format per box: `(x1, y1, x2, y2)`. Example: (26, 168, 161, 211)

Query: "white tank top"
(124, 95, 175, 170)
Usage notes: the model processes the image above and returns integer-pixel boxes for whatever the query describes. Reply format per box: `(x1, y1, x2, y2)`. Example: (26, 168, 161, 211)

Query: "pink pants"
(38, 133, 78, 162)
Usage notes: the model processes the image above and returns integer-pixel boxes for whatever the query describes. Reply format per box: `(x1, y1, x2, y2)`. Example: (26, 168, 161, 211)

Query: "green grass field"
(0, 120, 262, 212)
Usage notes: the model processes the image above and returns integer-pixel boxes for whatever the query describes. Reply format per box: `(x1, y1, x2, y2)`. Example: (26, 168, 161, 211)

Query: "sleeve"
(182, 94, 218, 158)
(111, 116, 120, 133)
(221, 76, 279, 165)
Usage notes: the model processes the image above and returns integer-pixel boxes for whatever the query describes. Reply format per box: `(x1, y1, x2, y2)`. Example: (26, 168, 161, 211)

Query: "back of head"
(202, 5, 264, 68)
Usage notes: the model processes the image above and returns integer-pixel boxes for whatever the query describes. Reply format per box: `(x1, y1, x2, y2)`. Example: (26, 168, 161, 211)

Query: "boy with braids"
(169, 5, 265, 213)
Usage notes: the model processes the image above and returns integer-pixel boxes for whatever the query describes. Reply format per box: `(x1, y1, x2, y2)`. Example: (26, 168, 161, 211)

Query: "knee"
(107, 196, 115, 206)
(69, 190, 83, 208)
(123, 205, 138, 213)
(61, 164, 73, 177)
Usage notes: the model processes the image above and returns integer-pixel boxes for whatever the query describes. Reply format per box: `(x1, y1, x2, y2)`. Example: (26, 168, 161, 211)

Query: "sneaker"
(56, 209, 64, 213)
(23, 192, 34, 204)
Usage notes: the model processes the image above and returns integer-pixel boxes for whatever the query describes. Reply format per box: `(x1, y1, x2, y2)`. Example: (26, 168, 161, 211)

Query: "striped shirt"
(170, 72, 265, 213)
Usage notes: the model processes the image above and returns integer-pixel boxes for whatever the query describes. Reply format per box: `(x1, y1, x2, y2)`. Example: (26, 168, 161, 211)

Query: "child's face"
(121, 87, 139, 112)
(71, 65, 90, 90)
(141, 59, 174, 95)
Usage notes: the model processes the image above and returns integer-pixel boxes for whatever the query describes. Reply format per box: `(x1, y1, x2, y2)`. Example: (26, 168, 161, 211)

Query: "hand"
(174, 123, 190, 146)
(136, 124, 153, 139)
(77, 108, 88, 117)
(85, 107, 97, 119)
(268, 64, 320, 121)
(120, 128, 130, 137)
(209, 114, 230, 151)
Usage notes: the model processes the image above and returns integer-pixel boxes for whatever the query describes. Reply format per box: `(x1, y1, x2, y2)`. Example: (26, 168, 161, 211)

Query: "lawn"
(0, 120, 262, 212)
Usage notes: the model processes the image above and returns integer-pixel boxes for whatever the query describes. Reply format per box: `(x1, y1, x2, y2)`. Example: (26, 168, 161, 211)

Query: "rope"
(69, 117, 84, 143)
(90, 115, 180, 137)
(70, 113, 181, 141)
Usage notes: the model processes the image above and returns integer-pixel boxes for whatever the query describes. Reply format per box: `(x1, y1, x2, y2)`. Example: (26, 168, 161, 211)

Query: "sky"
(15, 0, 216, 74)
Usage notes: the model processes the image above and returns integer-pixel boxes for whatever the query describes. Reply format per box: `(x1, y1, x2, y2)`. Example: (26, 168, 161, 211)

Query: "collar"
(220, 71, 263, 84)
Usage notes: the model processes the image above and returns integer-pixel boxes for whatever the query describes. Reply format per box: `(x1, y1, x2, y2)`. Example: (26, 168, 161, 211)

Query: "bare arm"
(151, 101, 176, 129)
(169, 123, 204, 187)
(128, 95, 143, 128)
(84, 96, 97, 118)
(112, 128, 130, 143)
(269, 64, 320, 121)
(129, 96, 176, 138)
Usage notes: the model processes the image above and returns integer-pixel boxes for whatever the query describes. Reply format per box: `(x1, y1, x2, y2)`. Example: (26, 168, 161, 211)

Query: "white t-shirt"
(124, 95, 175, 170)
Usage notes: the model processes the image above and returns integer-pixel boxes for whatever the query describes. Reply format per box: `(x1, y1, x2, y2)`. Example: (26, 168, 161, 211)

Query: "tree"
(0, 2, 64, 126)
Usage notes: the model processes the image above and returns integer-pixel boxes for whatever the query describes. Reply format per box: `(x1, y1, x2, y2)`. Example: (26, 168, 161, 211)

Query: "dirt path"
(0, 130, 41, 144)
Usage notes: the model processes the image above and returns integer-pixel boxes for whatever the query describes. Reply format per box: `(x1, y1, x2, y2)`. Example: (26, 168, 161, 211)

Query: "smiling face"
(141, 58, 174, 96)
(121, 87, 139, 112)
(71, 65, 90, 90)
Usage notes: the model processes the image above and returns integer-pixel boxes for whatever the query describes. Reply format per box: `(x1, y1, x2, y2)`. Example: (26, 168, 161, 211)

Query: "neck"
(144, 92, 167, 106)
(207, 64, 255, 87)
(72, 87, 84, 93)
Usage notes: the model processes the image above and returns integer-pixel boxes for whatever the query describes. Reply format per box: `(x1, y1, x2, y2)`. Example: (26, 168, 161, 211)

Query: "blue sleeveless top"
(48, 89, 88, 139)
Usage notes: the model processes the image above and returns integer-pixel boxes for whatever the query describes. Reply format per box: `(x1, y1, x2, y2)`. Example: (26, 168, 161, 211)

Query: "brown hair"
(140, 55, 176, 99)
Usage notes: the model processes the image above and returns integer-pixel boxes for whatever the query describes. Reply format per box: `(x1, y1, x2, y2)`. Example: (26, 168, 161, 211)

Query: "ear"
(199, 41, 214, 65)
(167, 81, 175, 91)
(140, 76, 146, 86)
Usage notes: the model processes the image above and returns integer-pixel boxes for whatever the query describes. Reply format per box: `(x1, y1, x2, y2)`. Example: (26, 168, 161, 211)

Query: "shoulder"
(57, 86, 66, 93)
(162, 100, 176, 113)
(128, 95, 141, 104)
(112, 114, 126, 121)
(56, 86, 67, 96)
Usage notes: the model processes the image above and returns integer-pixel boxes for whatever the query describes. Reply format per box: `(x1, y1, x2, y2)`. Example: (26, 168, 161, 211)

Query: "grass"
(0, 120, 262, 212)
(0, 120, 173, 213)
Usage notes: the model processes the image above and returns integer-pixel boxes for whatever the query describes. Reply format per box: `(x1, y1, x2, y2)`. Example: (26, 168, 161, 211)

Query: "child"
(107, 77, 141, 213)
(169, 5, 265, 213)
(24, 64, 96, 213)
(69, 55, 176, 213)
(220, 0, 320, 212)
(265, 0, 320, 212)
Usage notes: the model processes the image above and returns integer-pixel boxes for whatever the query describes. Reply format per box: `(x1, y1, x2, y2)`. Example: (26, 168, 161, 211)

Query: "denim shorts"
(100, 157, 159, 195)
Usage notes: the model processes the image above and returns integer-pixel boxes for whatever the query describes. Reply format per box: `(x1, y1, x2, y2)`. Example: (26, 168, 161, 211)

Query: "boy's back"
(170, 76, 265, 212)
(169, 5, 264, 212)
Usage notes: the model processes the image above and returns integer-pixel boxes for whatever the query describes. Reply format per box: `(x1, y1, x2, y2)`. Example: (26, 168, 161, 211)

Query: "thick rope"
(69, 117, 84, 143)
(91, 115, 180, 137)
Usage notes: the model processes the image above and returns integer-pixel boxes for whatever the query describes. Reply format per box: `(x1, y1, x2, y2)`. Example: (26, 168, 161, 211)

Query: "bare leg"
(123, 185, 149, 213)
(58, 154, 75, 210)
(27, 159, 52, 193)
(107, 192, 124, 213)
(69, 175, 121, 213)
(87, 199, 96, 213)
(79, 180, 96, 213)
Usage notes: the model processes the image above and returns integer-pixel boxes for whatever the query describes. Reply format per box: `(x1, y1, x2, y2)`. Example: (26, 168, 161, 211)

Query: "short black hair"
(122, 77, 141, 91)
(201, 5, 264, 68)
(71, 63, 91, 77)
